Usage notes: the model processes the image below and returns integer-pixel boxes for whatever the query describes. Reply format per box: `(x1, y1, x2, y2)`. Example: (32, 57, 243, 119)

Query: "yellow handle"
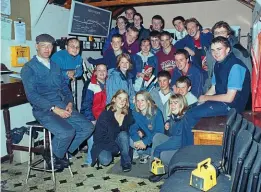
(197, 158, 211, 171)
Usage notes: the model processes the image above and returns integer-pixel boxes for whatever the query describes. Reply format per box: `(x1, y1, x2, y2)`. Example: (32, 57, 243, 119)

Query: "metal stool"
(25, 121, 73, 184)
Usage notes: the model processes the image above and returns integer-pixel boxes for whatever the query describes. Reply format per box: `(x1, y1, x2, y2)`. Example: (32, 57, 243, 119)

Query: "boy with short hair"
(80, 63, 108, 166)
(175, 76, 197, 106)
(156, 31, 176, 76)
(88, 34, 126, 70)
(149, 30, 161, 54)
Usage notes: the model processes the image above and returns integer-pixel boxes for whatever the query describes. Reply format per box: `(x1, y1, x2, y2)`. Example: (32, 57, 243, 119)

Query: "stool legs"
(67, 153, 74, 177)
(48, 131, 55, 184)
(26, 126, 33, 184)
(26, 127, 73, 184)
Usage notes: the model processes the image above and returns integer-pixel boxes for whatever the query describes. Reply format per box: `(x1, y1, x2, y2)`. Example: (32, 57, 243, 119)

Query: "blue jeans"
(36, 110, 94, 158)
(85, 135, 93, 165)
(98, 131, 131, 166)
(186, 101, 230, 128)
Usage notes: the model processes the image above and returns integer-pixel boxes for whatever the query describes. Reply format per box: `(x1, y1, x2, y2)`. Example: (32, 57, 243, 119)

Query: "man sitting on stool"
(21, 34, 94, 171)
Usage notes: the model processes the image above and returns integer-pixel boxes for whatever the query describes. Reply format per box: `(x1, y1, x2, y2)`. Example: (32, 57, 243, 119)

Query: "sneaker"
(122, 163, 132, 172)
(139, 154, 150, 164)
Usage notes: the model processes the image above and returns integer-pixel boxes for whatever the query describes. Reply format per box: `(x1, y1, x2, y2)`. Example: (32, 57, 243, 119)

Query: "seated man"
(171, 49, 206, 98)
(204, 21, 252, 92)
(51, 38, 83, 84)
(21, 34, 94, 171)
(186, 36, 250, 127)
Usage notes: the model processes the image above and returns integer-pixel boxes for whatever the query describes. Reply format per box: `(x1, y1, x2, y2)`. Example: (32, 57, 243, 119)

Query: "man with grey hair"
(21, 34, 94, 171)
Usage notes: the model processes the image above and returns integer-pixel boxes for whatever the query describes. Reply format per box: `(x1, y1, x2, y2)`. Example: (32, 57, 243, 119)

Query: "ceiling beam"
(87, 0, 182, 7)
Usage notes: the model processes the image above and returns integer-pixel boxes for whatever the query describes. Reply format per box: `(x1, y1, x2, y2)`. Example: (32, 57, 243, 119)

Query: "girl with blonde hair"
(91, 90, 134, 172)
(148, 94, 192, 183)
(130, 90, 164, 164)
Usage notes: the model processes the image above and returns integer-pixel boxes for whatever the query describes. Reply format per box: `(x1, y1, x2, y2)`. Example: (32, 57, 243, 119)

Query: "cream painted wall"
(134, 0, 252, 47)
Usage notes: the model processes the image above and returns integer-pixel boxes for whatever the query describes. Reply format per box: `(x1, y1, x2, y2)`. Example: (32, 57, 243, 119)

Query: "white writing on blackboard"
(88, 9, 100, 15)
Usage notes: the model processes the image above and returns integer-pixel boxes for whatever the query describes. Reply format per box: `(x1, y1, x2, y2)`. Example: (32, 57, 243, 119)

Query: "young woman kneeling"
(91, 90, 134, 172)
(130, 90, 164, 164)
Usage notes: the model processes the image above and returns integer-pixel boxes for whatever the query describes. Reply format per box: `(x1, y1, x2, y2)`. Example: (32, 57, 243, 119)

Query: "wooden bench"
(192, 111, 261, 146)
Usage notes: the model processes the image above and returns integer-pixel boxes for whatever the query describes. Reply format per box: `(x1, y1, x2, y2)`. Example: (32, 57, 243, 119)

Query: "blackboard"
(68, 1, 112, 37)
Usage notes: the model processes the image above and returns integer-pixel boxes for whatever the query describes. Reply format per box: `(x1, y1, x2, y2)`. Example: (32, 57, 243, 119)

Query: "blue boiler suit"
(21, 56, 94, 158)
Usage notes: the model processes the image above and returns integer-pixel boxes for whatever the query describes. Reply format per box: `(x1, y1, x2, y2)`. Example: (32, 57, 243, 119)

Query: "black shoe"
(122, 163, 132, 172)
(51, 155, 64, 171)
(60, 156, 69, 168)
(42, 150, 64, 171)
(148, 174, 165, 183)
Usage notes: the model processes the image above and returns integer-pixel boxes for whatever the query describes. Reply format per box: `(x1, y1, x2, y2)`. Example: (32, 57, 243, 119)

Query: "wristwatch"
(50, 106, 55, 111)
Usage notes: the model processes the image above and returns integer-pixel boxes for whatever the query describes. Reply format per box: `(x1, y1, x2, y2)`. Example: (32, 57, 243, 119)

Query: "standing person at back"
(150, 15, 165, 32)
(150, 71, 173, 123)
(51, 38, 83, 84)
(88, 34, 127, 70)
(156, 31, 176, 76)
(125, 7, 136, 26)
(172, 16, 188, 44)
(132, 13, 150, 43)
(174, 18, 213, 70)
(80, 63, 107, 166)
(150, 31, 161, 55)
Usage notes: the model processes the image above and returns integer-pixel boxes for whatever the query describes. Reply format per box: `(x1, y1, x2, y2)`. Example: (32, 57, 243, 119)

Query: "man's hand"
(184, 47, 195, 56)
(66, 102, 73, 114)
(53, 106, 71, 118)
(67, 70, 75, 80)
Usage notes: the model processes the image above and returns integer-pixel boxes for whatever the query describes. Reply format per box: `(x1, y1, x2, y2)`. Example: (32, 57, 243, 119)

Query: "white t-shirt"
(159, 90, 171, 105)
(36, 55, 50, 69)
(185, 92, 198, 106)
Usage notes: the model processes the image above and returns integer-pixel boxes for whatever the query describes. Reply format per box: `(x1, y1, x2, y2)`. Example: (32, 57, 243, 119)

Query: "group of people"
(21, 8, 251, 184)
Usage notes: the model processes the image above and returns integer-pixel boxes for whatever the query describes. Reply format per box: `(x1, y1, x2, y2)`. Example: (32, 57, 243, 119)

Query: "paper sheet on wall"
(1, 0, 11, 15)
(1, 17, 12, 40)
(14, 21, 26, 44)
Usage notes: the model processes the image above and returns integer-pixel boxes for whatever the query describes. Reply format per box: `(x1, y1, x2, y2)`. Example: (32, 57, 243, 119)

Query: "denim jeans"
(85, 135, 94, 165)
(36, 110, 94, 158)
(98, 131, 131, 166)
(186, 101, 230, 128)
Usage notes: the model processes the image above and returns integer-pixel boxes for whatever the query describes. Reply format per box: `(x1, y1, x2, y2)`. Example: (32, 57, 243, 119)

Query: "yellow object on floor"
(151, 160, 165, 175)
(190, 158, 217, 191)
